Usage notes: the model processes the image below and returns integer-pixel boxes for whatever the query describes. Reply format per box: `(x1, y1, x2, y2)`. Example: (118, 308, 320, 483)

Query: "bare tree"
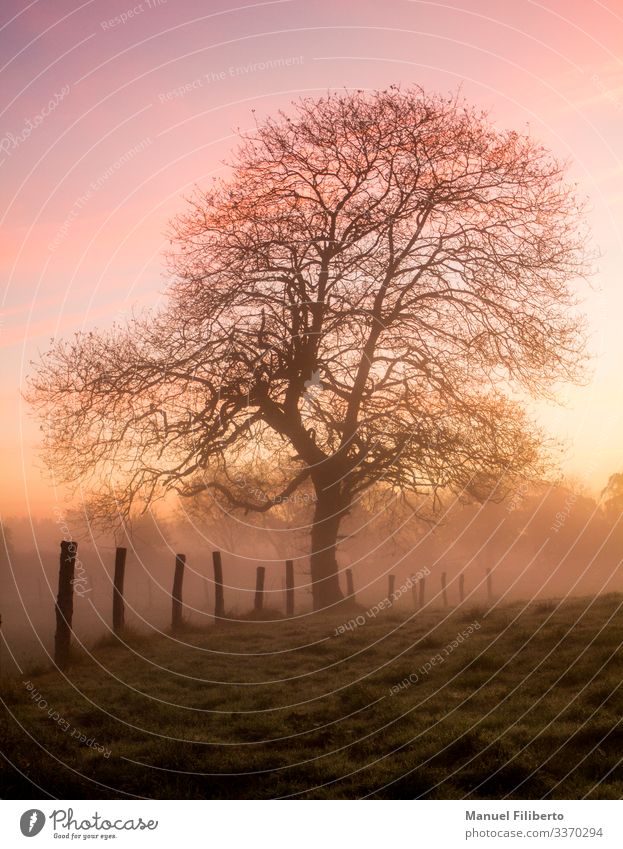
(28, 87, 589, 610)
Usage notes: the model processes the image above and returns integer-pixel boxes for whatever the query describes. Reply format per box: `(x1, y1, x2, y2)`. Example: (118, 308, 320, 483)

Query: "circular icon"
(19, 810, 45, 837)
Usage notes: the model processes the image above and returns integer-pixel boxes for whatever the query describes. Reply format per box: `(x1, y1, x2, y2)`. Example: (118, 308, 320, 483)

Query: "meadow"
(1, 593, 622, 799)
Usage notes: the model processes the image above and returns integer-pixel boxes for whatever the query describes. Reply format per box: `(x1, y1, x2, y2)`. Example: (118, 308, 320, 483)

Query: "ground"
(1, 594, 622, 799)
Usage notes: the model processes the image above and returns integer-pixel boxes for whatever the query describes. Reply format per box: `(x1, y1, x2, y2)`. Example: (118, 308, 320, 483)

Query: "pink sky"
(1, 0, 622, 517)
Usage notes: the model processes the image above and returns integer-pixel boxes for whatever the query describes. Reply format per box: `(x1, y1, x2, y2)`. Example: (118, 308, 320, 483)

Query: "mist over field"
(3, 479, 622, 675)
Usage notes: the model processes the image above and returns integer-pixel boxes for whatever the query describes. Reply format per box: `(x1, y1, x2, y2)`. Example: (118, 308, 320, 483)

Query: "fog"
(1, 479, 621, 674)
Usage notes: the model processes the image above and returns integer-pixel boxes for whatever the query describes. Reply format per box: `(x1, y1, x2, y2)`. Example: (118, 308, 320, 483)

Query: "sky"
(1, 0, 622, 519)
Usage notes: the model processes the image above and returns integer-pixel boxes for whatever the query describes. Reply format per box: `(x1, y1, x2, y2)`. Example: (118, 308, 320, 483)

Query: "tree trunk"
(310, 494, 346, 611)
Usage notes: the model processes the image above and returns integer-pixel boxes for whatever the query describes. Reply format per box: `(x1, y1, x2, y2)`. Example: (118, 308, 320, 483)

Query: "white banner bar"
(1, 799, 622, 848)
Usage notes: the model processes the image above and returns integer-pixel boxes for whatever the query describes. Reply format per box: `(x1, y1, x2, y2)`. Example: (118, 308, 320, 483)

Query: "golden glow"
(1, 0, 622, 516)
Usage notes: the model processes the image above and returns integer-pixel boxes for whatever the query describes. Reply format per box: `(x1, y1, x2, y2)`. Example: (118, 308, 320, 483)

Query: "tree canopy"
(28, 87, 590, 609)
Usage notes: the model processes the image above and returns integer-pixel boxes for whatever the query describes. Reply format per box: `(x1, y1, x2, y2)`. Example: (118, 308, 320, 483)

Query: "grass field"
(2, 593, 623, 799)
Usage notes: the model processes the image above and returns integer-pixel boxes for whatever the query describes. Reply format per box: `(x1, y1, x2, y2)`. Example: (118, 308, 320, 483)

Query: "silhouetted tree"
(28, 87, 589, 610)
(601, 472, 623, 520)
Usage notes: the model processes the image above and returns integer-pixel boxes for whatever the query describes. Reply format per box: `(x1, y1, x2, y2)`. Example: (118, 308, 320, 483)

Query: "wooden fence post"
(486, 568, 493, 602)
(345, 568, 355, 600)
(254, 566, 265, 613)
(388, 574, 395, 600)
(54, 541, 76, 670)
(418, 575, 426, 609)
(441, 571, 448, 608)
(112, 547, 127, 634)
(285, 559, 294, 617)
(212, 550, 225, 620)
(171, 554, 185, 631)
(459, 573, 465, 604)
(203, 575, 210, 610)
